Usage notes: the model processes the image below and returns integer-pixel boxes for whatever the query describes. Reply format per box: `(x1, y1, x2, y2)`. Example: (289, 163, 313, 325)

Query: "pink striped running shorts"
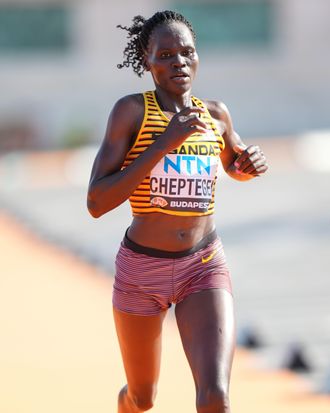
(112, 229, 232, 316)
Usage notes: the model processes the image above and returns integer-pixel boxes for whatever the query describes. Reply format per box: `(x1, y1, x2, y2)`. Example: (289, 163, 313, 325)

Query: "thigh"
(113, 307, 167, 395)
(113, 243, 173, 315)
(175, 289, 235, 391)
(174, 238, 232, 305)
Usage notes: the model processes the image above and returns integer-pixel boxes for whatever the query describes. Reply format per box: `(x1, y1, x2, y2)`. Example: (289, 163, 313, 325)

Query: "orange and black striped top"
(122, 90, 225, 216)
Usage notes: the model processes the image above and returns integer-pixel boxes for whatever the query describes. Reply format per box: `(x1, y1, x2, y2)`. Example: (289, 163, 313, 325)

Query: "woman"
(87, 10, 268, 413)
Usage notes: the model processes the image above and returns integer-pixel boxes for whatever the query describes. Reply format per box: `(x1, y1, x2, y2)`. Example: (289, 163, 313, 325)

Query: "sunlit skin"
(144, 22, 199, 102)
(88, 19, 268, 413)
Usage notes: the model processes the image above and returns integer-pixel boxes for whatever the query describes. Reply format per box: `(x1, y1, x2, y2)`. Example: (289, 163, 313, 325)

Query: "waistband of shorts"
(123, 228, 218, 258)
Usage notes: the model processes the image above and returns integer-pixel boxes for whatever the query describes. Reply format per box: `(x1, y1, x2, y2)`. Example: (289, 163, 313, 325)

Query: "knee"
(130, 386, 157, 411)
(134, 396, 154, 411)
(196, 386, 230, 413)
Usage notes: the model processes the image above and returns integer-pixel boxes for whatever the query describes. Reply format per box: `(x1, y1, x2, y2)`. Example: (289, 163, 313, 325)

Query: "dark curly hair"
(117, 10, 196, 77)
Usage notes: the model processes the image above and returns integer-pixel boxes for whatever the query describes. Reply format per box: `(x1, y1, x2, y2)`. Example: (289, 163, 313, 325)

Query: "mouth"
(170, 72, 189, 80)
(170, 73, 190, 83)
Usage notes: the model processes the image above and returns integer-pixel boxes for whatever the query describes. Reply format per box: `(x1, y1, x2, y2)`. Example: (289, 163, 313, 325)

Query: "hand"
(233, 144, 268, 176)
(158, 107, 208, 152)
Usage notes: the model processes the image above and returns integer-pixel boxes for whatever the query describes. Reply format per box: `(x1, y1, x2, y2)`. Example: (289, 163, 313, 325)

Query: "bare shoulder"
(105, 92, 145, 144)
(110, 93, 144, 123)
(114, 93, 144, 109)
(203, 99, 233, 135)
(203, 99, 231, 121)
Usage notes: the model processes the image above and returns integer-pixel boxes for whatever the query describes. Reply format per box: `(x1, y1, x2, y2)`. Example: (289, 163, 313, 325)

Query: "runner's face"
(144, 22, 198, 94)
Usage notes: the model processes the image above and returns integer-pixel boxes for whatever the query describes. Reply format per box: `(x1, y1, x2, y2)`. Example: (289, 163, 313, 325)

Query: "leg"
(175, 289, 235, 413)
(113, 307, 167, 413)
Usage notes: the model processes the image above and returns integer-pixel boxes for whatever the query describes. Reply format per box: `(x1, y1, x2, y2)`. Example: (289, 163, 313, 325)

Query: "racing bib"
(150, 136, 220, 213)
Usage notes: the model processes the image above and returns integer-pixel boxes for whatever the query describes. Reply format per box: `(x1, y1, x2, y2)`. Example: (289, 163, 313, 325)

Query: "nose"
(172, 53, 186, 68)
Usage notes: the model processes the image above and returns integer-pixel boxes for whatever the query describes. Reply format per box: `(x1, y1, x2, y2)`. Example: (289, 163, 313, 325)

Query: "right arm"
(87, 96, 207, 218)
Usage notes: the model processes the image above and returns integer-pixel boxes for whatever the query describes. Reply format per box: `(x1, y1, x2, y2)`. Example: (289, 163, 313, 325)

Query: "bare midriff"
(128, 213, 215, 251)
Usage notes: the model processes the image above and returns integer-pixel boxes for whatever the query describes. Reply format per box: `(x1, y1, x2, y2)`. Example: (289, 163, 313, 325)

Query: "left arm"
(205, 100, 268, 181)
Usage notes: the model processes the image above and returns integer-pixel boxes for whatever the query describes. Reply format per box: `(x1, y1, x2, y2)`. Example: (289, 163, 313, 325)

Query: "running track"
(1, 213, 329, 412)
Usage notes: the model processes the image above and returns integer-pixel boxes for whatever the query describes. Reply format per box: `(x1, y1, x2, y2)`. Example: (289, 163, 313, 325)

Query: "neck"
(154, 87, 192, 113)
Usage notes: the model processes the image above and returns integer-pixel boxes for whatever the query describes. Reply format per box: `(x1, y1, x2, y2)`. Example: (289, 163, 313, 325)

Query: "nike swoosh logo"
(201, 250, 217, 264)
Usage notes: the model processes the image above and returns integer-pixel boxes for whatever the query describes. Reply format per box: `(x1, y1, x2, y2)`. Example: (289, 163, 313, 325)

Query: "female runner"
(87, 10, 268, 413)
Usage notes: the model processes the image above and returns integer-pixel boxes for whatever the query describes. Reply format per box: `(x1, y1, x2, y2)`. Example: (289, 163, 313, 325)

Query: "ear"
(142, 55, 150, 71)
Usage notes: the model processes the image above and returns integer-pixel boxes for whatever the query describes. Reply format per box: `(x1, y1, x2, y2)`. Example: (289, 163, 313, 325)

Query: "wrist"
(152, 134, 170, 157)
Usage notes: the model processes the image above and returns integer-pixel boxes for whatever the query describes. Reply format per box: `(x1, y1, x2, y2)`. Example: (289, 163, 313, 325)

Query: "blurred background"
(0, 0, 329, 412)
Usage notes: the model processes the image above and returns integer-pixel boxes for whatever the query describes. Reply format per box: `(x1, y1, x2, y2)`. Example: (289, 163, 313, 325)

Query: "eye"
(160, 51, 171, 58)
(182, 48, 194, 57)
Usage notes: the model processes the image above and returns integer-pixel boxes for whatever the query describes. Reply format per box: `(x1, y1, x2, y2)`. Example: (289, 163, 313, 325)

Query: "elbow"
(87, 183, 124, 217)
(87, 191, 104, 218)
(87, 200, 102, 218)
(87, 191, 118, 218)
(88, 208, 103, 219)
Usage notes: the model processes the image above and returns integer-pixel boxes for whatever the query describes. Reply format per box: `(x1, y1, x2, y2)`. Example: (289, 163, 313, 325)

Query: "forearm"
(87, 139, 168, 217)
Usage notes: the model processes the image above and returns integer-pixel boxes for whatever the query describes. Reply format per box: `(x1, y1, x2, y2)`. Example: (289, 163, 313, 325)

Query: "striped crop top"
(122, 90, 225, 217)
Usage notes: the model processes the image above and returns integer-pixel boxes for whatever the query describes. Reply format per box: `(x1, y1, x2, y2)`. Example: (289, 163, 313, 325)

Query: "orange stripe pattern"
(122, 91, 225, 216)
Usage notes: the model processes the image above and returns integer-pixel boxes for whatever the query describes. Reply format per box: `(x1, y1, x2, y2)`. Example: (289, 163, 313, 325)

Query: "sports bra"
(121, 90, 225, 217)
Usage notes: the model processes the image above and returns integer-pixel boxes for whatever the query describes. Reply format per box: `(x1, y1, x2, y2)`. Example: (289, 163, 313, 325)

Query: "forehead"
(147, 21, 195, 51)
